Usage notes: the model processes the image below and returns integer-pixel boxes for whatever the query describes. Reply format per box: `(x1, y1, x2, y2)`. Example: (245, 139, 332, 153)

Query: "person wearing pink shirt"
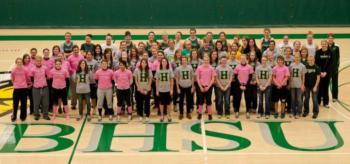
(49, 59, 70, 120)
(22, 54, 34, 115)
(94, 60, 114, 122)
(148, 48, 160, 111)
(29, 48, 37, 65)
(195, 56, 216, 121)
(29, 56, 50, 121)
(67, 45, 84, 110)
(272, 55, 290, 119)
(233, 54, 254, 119)
(114, 61, 133, 121)
(11, 58, 30, 122)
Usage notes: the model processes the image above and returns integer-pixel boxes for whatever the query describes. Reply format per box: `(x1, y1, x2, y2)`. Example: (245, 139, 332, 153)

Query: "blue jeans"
(215, 86, 231, 115)
(291, 88, 303, 116)
(258, 86, 271, 115)
(304, 87, 319, 115)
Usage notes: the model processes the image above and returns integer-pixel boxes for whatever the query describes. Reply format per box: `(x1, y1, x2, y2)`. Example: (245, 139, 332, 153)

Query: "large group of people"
(10, 28, 340, 122)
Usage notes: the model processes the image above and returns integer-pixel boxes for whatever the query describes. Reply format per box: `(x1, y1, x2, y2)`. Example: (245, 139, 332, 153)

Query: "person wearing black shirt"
(328, 33, 340, 102)
(303, 56, 320, 119)
(315, 40, 333, 108)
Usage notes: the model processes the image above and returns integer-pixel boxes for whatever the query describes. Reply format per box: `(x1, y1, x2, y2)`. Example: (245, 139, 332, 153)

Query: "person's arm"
(225, 71, 233, 90)
(175, 70, 180, 93)
(191, 70, 195, 93)
(170, 77, 174, 96)
(208, 70, 216, 89)
(129, 71, 133, 86)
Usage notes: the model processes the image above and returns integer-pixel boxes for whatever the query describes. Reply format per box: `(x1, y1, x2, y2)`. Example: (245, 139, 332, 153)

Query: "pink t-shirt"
(29, 66, 48, 88)
(49, 68, 69, 89)
(234, 64, 253, 84)
(11, 67, 29, 89)
(42, 58, 54, 73)
(60, 60, 71, 73)
(113, 69, 133, 90)
(68, 54, 84, 75)
(272, 65, 290, 86)
(94, 69, 114, 89)
(195, 65, 216, 87)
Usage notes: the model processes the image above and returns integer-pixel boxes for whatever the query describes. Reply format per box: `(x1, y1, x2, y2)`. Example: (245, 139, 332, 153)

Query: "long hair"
(22, 53, 30, 65)
(76, 60, 89, 74)
(160, 57, 170, 70)
(52, 45, 61, 57)
(94, 44, 103, 59)
(139, 58, 150, 78)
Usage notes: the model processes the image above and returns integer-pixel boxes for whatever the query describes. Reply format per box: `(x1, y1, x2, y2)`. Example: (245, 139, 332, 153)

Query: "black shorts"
(159, 92, 171, 105)
(272, 85, 287, 103)
(52, 88, 68, 105)
(90, 84, 97, 99)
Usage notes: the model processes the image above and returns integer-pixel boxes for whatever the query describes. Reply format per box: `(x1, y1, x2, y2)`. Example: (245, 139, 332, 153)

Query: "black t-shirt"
(81, 43, 95, 52)
(304, 64, 321, 88)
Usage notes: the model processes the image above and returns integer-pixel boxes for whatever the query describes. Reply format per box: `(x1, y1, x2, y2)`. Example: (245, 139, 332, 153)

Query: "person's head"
(184, 40, 192, 50)
(64, 32, 72, 42)
(52, 45, 60, 56)
(22, 53, 30, 65)
(130, 47, 139, 59)
(321, 40, 328, 51)
(232, 42, 239, 51)
(242, 36, 248, 46)
(189, 28, 196, 38)
(95, 44, 102, 54)
(181, 56, 188, 66)
(203, 55, 210, 65)
(148, 31, 155, 41)
(151, 42, 159, 50)
(206, 32, 213, 41)
(202, 38, 209, 48)
(230, 51, 237, 60)
(240, 54, 247, 64)
(210, 51, 218, 61)
(174, 49, 182, 61)
(157, 51, 165, 60)
(119, 60, 126, 71)
(160, 57, 169, 70)
(78, 60, 88, 72)
(269, 40, 276, 50)
(105, 33, 113, 44)
(284, 46, 292, 56)
(30, 48, 37, 59)
(190, 49, 199, 60)
(220, 56, 227, 66)
(140, 58, 149, 70)
(85, 34, 92, 43)
(328, 33, 335, 44)
(215, 40, 223, 51)
(72, 45, 79, 55)
(300, 47, 309, 59)
(266, 51, 273, 61)
(283, 35, 289, 44)
(168, 40, 175, 49)
(249, 51, 257, 62)
(57, 53, 65, 61)
(219, 32, 226, 41)
(35, 55, 42, 67)
(294, 52, 301, 63)
(103, 48, 113, 60)
(151, 48, 158, 57)
(138, 42, 146, 52)
(277, 55, 285, 66)
(233, 35, 240, 44)
(54, 59, 62, 70)
(101, 60, 108, 70)
(120, 51, 129, 62)
(86, 51, 93, 60)
(307, 55, 315, 66)
(293, 40, 301, 51)
(161, 32, 168, 41)
(15, 57, 23, 67)
(124, 31, 131, 42)
(307, 31, 314, 43)
(263, 28, 271, 37)
(175, 31, 182, 40)
(261, 56, 267, 66)
(119, 41, 127, 51)
(43, 48, 50, 58)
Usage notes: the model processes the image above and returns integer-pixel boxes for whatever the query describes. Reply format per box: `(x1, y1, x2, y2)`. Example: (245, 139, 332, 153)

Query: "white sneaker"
(117, 115, 121, 121)
(145, 117, 150, 122)
(235, 112, 239, 119)
(109, 115, 113, 121)
(128, 115, 132, 121)
(139, 117, 143, 122)
(98, 116, 102, 122)
(246, 113, 250, 119)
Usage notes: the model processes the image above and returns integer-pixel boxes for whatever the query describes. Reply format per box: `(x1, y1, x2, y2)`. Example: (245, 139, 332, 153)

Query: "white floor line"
(330, 103, 350, 121)
(200, 116, 208, 164)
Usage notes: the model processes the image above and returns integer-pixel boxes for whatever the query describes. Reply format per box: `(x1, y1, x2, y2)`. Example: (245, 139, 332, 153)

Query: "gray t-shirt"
(86, 59, 99, 84)
(215, 65, 233, 87)
(289, 62, 306, 88)
(74, 72, 91, 94)
(227, 60, 240, 82)
(155, 69, 174, 92)
(255, 65, 272, 87)
(133, 68, 153, 91)
(175, 65, 194, 88)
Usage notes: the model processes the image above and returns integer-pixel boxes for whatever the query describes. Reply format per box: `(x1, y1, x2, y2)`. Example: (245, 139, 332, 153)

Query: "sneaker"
(265, 115, 270, 119)
(294, 115, 299, 119)
(145, 117, 150, 122)
(34, 116, 40, 121)
(71, 106, 76, 110)
(76, 115, 82, 121)
(246, 113, 250, 119)
(281, 112, 285, 119)
(117, 115, 121, 122)
(226, 115, 230, 119)
(98, 116, 102, 122)
(208, 115, 213, 121)
(324, 104, 330, 108)
(20, 118, 26, 122)
(197, 114, 202, 120)
(128, 115, 132, 121)
(257, 114, 262, 119)
(168, 117, 172, 122)
(186, 113, 192, 119)
(43, 116, 51, 121)
(333, 99, 337, 103)
(179, 114, 184, 120)
(160, 118, 164, 122)
(11, 116, 16, 122)
(109, 115, 113, 121)
(235, 112, 239, 119)
(302, 113, 308, 117)
(218, 115, 222, 119)
(139, 117, 143, 122)
(87, 115, 91, 122)
(312, 114, 318, 119)
(173, 106, 178, 112)
(274, 113, 278, 119)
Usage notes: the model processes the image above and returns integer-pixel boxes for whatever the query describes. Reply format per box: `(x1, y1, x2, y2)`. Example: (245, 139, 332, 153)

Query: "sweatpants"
(77, 93, 91, 116)
(97, 88, 113, 116)
(258, 86, 271, 115)
(12, 88, 27, 120)
(69, 77, 77, 108)
(32, 87, 49, 117)
(135, 90, 151, 117)
(233, 85, 251, 113)
(179, 86, 193, 115)
(318, 75, 330, 106)
(331, 71, 338, 100)
(290, 88, 303, 116)
(304, 87, 319, 115)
